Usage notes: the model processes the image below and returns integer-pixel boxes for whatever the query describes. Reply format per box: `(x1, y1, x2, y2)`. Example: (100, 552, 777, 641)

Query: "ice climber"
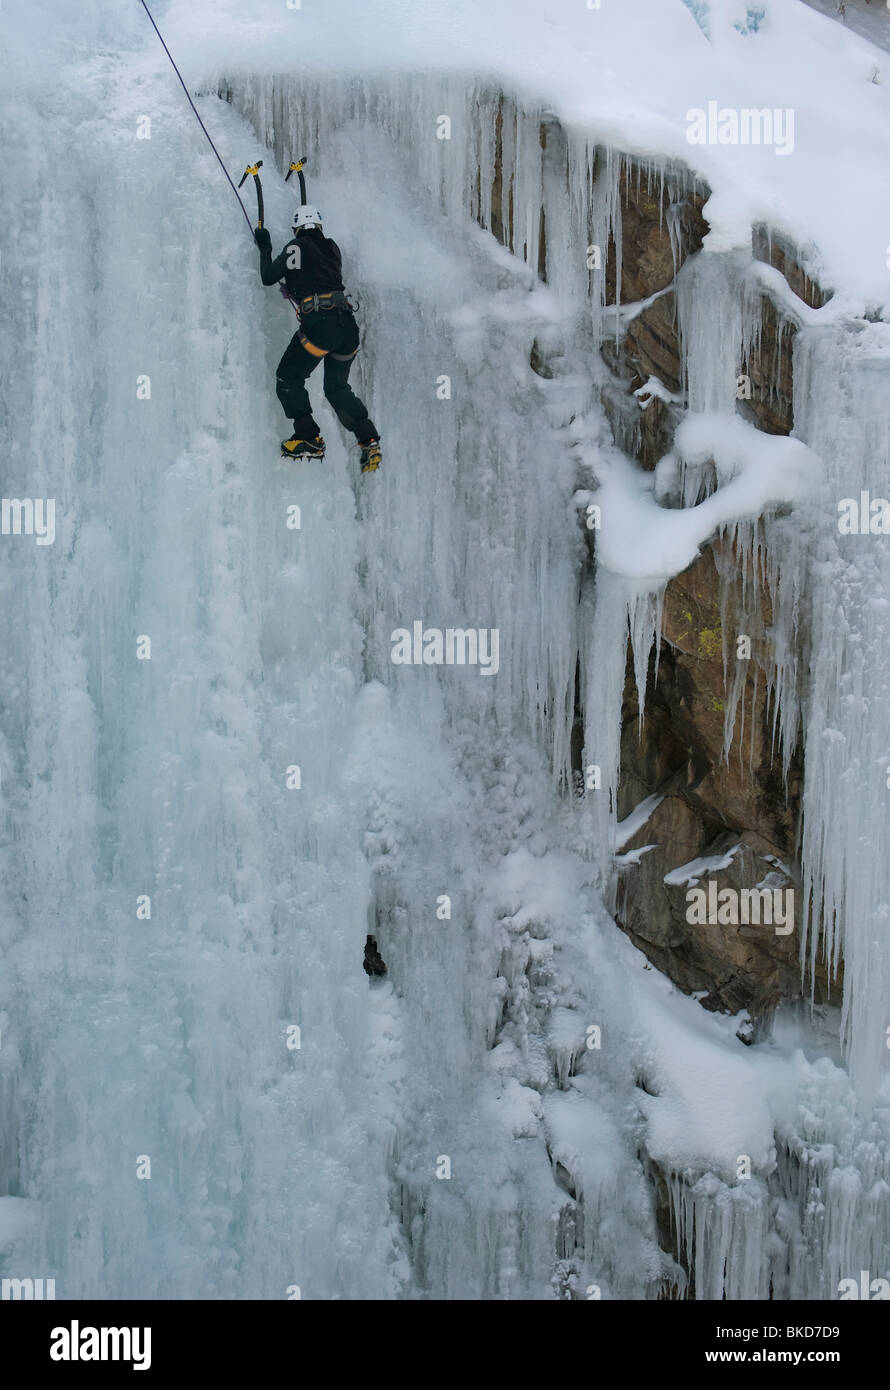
(255, 205, 381, 472)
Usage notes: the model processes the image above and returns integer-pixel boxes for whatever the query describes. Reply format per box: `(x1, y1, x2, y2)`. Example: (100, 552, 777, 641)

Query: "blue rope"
(137, 0, 255, 235)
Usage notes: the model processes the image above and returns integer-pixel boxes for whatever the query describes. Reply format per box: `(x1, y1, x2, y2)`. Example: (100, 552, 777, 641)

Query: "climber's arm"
(255, 228, 289, 286)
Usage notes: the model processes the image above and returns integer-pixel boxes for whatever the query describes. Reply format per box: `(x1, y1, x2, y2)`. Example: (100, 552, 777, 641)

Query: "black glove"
(254, 227, 272, 250)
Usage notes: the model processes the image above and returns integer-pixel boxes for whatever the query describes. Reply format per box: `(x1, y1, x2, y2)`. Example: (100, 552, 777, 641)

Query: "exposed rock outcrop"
(472, 110, 831, 1026)
(617, 546, 803, 1024)
(600, 166, 837, 1025)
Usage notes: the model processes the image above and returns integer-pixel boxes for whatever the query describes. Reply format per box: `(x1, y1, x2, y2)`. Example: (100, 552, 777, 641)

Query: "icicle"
(792, 323, 890, 1096)
(677, 249, 747, 416)
(665, 1169, 771, 1299)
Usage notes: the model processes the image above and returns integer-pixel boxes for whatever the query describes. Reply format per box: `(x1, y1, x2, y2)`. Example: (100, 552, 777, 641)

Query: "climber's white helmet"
(293, 204, 323, 232)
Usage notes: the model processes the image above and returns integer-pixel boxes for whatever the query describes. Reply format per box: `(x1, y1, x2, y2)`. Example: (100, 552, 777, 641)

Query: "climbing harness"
(296, 331, 328, 358)
(136, 0, 254, 236)
(295, 291, 352, 315)
(295, 327, 358, 362)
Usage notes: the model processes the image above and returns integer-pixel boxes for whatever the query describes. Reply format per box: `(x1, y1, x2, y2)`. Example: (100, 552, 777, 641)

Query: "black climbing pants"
(275, 309, 378, 445)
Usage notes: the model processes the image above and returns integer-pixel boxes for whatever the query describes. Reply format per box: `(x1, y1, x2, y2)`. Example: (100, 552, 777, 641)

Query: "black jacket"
(259, 227, 345, 299)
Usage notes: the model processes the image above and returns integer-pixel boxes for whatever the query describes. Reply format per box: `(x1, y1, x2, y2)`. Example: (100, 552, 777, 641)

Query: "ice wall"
(221, 69, 890, 1298)
(0, 51, 669, 1301)
(793, 324, 890, 1098)
(235, 74, 668, 1298)
(672, 244, 890, 1103)
(0, 47, 404, 1300)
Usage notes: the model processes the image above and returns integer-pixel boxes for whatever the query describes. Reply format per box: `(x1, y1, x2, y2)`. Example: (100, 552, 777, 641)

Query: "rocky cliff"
(478, 106, 837, 1032)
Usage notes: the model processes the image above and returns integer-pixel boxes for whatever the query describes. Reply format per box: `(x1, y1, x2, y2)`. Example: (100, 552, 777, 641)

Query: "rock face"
(752, 223, 829, 311)
(475, 115, 846, 1298)
(600, 164, 836, 1026)
(363, 934, 388, 977)
(738, 294, 796, 437)
(617, 546, 803, 1025)
(603, 291, 683, 470)
(601, 168, 708, 470)
(605, 167, 709, 307)
(472, 112, 832, 1028)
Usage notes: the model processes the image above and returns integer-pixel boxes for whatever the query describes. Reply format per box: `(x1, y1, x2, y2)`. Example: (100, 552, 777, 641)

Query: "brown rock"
(739, 295, 795, 436)
(615, 545, 813, 1022)
(625, 291, 683, 395)
(752, 224, 829, 310)
(606, 168, 709, 305)
(618, 811, 799, 1022)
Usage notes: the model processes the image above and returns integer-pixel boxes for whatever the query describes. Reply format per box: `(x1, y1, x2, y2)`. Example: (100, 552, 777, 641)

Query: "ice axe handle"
(239, 161, 265, 228)
(286, 158, 308, 204)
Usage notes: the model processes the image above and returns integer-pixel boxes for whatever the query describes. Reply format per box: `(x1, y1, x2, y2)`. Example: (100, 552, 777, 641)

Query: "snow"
(803, 0, 890, 54)
(615, 843, 658, 869)
(581, 411, 817, 584)
(142, 0, 890, 312)
(664, 844, 744, 886)
(616, 793, 664, 849)
(636, 973, 789, 1175)
(634, 375, 685, 408)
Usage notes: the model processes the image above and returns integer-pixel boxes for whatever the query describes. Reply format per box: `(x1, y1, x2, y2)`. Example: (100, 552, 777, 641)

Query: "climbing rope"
(137, 0, 255, 235)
